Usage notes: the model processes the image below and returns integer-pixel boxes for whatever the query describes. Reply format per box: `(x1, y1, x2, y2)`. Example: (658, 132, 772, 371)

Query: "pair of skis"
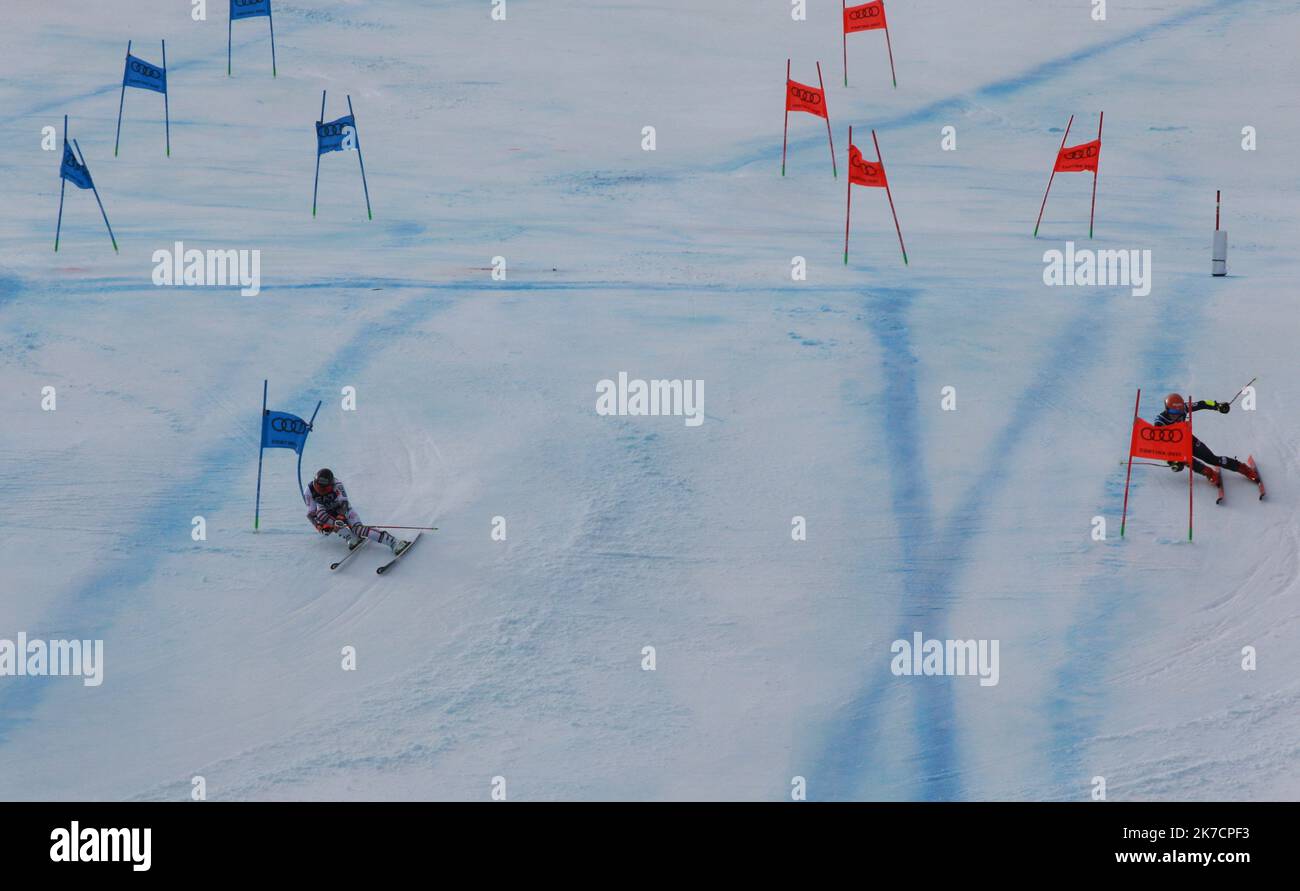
(329, 529, 432, 574)
(1211, 455, 1265, 505)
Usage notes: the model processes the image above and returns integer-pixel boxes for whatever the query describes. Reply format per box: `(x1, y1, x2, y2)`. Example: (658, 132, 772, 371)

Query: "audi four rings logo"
(1063, 146, 1099, 161)
(1140, 427, 1184, 443)
(319, 122, 352, 137)
(789, 86, 823, 106)
(854, 160, 881, 176)
(130, 61, 162, 79)
(271, 417, 310, 434)
(848, 7, 883, 21)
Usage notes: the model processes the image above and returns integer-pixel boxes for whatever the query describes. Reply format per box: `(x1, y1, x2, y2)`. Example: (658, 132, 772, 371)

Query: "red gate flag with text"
(849, 143, 887, 187)
(1129, 418, 1193, 463)
(1034, 112, 1104, 238)
(1054, 138, 1101, 173)
(786, 79, 828, 118)
(844, 1, 887, 33)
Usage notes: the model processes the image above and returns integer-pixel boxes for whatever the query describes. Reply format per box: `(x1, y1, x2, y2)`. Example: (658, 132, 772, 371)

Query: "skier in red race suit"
(304, 468, 410, 555)
(1154, 393, 1260, 487)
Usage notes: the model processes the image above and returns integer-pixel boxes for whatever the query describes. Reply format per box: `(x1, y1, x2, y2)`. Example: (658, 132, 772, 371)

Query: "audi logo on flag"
(1139, 427, 1184, 443)
(789, 86, 822, 106)
(271, 417, 310, 434)
(848, 7, 883, 21)
(130, 61, 162, 79)
(318, 122, 351, 137)
(234, 0, 264, 8)
(1063, 146, 1099, 161)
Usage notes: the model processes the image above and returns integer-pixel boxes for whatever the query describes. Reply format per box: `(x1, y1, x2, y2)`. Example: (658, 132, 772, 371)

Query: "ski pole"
(1227, 377, 1257, 405)
(365, 525, 439, 531)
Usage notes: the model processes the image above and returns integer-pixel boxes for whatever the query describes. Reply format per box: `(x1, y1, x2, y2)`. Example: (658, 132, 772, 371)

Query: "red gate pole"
(844, 126, 854, 263)
(1034, 115, 1073, 237)
(883, 18, 897, 87)
(781, 59, 791, 176)
(1187, 393, 1194, 541)
(874, 129, 907, 264)
(817, 62, 837, 178)
(842, 0, 849, 86)
(1120, 388, 1140, 538)
(1089, 111, 1104, 238)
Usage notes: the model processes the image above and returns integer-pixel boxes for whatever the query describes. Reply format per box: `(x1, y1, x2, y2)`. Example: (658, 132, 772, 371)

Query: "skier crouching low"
(1154, 393, 1260, 486)
(304, 468, 410, 555)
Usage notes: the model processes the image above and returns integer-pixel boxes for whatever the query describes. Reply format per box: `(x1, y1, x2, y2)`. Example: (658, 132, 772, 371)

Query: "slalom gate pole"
(348, 95, 373, 220)
(844, 125, 853, 263)
(842, 1, 848, 86)
(1120, 387, 1140, 538)
(1187, 393, 1194, 542)
(268, 3, 278, 76)
(1034, 115, 1072, 237)
(163, 40, 170, 156)
(1089, 111, 1103, 239)
(255, 380, 267, 530)
(297, 400, 322, 498)
(883, 18, 897, 87)
(874, 129, 907, 264)
(78, 141, 118, 252)
(781, 59, 790, 176)
(54, 116, 68, 251)
(114, 40, 130, 156)
(818, 62, 836, 177)
(312, 90, 325, 216)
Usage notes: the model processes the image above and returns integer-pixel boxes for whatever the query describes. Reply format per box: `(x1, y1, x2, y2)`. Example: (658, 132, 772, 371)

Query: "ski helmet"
(1164, 393, 1187, 414)
(314, 468, 335, 488)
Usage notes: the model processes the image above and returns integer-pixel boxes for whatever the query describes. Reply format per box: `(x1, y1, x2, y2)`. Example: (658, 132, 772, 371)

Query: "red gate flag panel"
(781, 60, 836, 177)
(844, 0, 887, 33)
(849, 144, 887, 187)
(786, 79, 828, 118)
(1054, 138, 1101, 173)
(1129, 418, 1193, 463)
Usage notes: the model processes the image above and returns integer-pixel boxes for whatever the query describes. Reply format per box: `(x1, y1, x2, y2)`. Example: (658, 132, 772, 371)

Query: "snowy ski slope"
(1, 0, 1297, 800)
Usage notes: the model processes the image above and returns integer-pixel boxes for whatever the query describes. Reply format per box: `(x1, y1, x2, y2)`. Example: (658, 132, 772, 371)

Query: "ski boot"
(337, 523, 366, 550)
(379, 530, 411, 556)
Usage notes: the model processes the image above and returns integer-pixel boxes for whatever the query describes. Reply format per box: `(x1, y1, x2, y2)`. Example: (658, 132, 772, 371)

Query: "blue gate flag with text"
(59, 143, 94, 189)
(123, 54, 166, 93)
(316, 114, 358, 155)
(231, 0, 271, 19)
(261, 410, 312, 453)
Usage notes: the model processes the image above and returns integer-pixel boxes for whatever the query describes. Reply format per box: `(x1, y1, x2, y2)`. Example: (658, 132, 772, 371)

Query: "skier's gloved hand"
(1217, 401, 1230, 413)
(1168, 462, 1185, 473)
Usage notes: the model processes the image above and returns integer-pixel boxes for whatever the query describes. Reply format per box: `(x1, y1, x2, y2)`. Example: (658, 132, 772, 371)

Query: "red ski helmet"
(1164, 393, 1187, 414)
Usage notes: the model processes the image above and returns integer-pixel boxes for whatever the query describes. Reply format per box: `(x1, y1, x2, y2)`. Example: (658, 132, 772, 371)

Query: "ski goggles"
(1166, 406, 1187, 416)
